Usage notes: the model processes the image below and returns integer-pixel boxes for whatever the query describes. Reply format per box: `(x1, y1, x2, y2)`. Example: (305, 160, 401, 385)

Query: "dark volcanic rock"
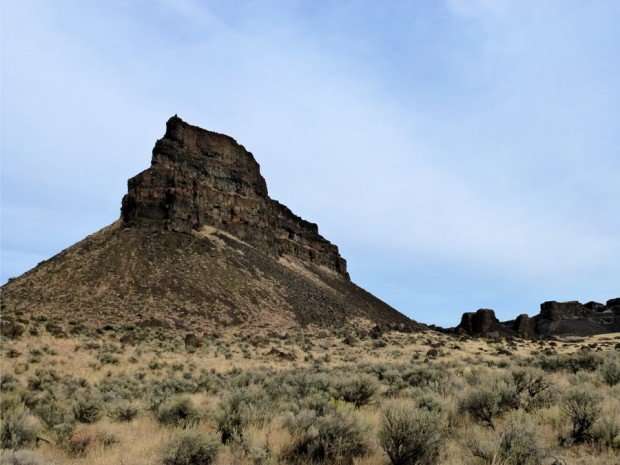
(539, 301, 587, 321)
(453, 298, 620, 338)
(584, 301, 605, 312)
(606, 298, 620, 312)
(512, 314, 536, 338)
(121, 116, 347, 277)
(456, 309, 513, 337)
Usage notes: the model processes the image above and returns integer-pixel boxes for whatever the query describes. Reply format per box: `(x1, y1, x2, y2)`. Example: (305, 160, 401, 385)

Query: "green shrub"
(0, 406, 40, 449)
(538, 352, 601, 374)
(157, 396, 201, 428)
(282, 407, 369, 465)
(410, 390, 444, 413)
(499, 416, 546, 465)
(379, 405, 445, 465)
(98, 352, 120, 365)
(109, 401, 140, 422)
(562, 386, 601, 444)
(72, 393, 103, 424)
(215, 387, 268, 443)
(599, 354, 620, 386)
(162, 429, 220, 465)
(464, 416, 545, 465)
(510, 368, 550, 406)
(34, 398, 75, 429)
(403, 366, 440, 388)
(26, 368, 58, 391)
(0, 374, 19, 393)
(332, 374, 378, 408)
(459, 387, 502, 429)
(592, 415, 620, 450)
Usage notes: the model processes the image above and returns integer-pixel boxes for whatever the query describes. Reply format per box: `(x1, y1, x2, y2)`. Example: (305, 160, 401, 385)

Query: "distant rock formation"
(454, 298, 620, 338)
(1, 116, 419, 332)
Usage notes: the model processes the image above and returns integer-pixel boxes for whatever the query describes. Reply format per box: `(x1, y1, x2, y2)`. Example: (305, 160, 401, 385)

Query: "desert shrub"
(538, 351, 601, 374)
(403, 366, 440, 388)
(72, 392, 103, 424)
(0, 450, 46, 465)
(34, 397, 75, 429)
(379, 405, 445, 465)
(6, 349, 21, 359)
(499, 416, 546, 465)
(464, 416, 545, 465)
(332, 374, 378, 408)
(593, 415, 620, 450)
(109, 401, 140, 422)
(157, 396, 201, 428)
(0, 374, 19, 393)
(50, 422, 77, 446)
(282, 406, 369, 464)
(98, 373, 142, 401)
(410, 390, 444, 413)
(98, 352, 120, 365)
(562, 386, 601, 444)
(510, 368, 550, 406)
(26, 368, 59, 391)
(0, 406, 40, 449)
(599, 353, 620, 386)
(215, 387, 268, 443)
(373, 339, 388, 348)
(162, 429, 220, 465)
(459, 387, 502, 429)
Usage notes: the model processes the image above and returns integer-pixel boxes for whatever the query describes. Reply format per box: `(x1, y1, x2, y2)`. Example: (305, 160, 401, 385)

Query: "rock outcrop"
(454, 298, 620, 338)
(121, 116, 347, 276)
(1, 116, 419, 332)
(456, 309, 509, 337)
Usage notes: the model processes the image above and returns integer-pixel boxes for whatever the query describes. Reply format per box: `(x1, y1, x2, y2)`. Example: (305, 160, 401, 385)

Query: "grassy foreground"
(1, 321, 619, 465)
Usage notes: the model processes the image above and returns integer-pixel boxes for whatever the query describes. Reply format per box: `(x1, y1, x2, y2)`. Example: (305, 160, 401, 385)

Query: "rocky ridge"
(453, 298, 620, 338)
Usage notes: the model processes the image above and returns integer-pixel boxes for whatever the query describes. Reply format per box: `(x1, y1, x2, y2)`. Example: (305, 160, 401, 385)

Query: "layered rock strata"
(121, 116, 347, 276)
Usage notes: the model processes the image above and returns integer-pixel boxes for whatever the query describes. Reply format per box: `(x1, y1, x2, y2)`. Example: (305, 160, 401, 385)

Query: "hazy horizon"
(2, 1, 619, 326)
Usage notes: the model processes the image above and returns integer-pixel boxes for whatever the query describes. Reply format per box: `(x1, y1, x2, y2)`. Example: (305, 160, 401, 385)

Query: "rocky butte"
(121, 116, 347, 276)
(1, 116, 419, 333)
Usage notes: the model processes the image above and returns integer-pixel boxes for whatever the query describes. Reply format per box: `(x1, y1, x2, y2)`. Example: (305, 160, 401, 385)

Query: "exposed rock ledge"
(121, 116, 348, 277)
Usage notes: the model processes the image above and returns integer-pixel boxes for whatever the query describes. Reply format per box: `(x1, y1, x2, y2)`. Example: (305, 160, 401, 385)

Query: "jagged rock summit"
(121, 116, 347, 276)
(1, 116, 418, 332)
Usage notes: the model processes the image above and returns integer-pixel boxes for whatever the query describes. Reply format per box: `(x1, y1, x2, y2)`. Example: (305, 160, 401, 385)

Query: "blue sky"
(2, 0, 619, 326)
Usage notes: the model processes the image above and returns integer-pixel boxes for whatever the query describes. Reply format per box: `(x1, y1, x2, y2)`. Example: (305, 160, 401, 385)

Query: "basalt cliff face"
(453, 298, 620, 338)
(121, 116, 347, 276)
(1, 117, 417, 332)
